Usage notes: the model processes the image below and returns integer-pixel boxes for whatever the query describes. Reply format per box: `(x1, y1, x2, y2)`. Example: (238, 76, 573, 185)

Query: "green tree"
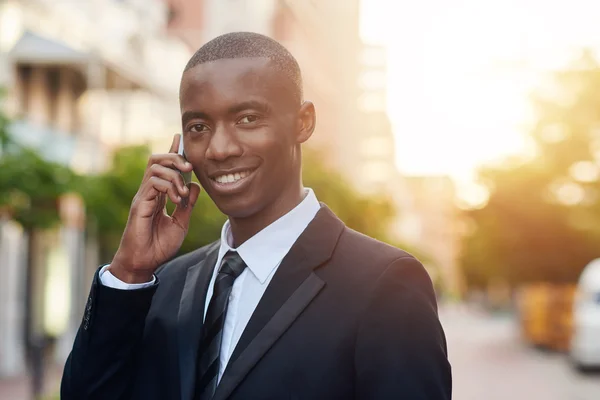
(460, 50, 600, 290)
(0, 147, 77, 229)
(0, 89, 78, 230)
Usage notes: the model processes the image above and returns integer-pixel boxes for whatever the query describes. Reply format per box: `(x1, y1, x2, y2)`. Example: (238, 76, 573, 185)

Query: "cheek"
(244, 126, 295, 161)
(182, 143, 208, 173)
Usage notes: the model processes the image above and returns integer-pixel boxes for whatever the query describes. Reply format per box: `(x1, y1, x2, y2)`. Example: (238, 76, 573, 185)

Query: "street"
(441, 305, 600, 400)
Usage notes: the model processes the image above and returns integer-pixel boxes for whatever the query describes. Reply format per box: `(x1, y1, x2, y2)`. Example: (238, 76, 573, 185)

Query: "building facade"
(164, 0, 365, 183)
(394, 175, 463, 297)
(0, 0, 190, 377)
(355, 43, 397, 192)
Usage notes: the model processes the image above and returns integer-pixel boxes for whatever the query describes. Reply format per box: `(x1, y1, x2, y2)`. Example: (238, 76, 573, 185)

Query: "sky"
(360, 0, 600, 188)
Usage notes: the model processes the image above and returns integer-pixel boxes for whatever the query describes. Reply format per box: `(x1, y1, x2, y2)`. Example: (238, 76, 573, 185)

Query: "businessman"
(61, 32, 452, 400)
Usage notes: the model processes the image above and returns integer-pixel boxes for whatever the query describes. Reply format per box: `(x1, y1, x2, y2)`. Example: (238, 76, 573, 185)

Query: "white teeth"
(214, 170, 251, 184)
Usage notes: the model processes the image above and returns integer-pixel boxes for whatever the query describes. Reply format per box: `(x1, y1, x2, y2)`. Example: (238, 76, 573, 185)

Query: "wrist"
(108, 259, 154, 284)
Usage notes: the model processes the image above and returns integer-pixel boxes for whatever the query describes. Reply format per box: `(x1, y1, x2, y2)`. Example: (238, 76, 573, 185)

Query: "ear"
(295, 101, 316, 144)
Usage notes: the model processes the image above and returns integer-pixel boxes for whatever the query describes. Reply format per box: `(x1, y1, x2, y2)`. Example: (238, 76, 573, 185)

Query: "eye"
(189, 123, 208, 133)
(237, 115, 260, 124)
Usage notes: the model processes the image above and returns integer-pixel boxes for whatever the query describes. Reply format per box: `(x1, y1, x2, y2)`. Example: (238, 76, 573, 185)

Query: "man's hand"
(109, 134, 201, 283)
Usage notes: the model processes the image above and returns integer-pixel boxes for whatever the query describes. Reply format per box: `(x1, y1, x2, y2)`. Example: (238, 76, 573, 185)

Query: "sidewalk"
(0, 365, 62, 400)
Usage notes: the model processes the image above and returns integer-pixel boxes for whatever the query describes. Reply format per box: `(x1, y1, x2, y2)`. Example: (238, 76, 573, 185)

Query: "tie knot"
(219, 251, 247, 279)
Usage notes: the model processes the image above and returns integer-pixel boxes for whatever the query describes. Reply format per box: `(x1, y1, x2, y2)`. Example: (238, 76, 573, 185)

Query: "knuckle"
(167, 170, 181, 184)
(162, 166, 175, 178)
(148, 176, 164, 190)
(168, 156, 181, 169)
(130, 196, 139, 210)
(149, 163, 161, 174)
(147, 154, 159, 165)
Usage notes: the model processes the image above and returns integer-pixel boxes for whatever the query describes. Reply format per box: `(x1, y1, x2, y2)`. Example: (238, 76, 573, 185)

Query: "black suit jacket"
(61, 205, 451, 399)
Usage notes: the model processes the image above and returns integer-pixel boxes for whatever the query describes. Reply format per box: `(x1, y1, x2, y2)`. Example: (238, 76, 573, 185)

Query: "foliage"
(85, 144, 398, 260)
(460, 50, 600, 289)
(0, 100, 79, 231)
(302, 148, 396, 241)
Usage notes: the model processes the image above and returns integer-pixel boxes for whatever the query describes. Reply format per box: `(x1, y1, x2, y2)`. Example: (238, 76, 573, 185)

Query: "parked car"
(570, 258, 600, 370)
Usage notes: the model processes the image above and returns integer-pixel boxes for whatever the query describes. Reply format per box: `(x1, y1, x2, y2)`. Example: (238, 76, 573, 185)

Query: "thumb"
(172, 182, 202, 229)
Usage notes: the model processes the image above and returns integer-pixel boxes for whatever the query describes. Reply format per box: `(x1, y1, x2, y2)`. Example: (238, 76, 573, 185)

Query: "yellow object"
(517, 283, 576, 351)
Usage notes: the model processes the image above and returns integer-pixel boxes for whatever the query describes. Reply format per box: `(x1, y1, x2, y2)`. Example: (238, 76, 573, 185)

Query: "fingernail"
(185, 162, 192, 168)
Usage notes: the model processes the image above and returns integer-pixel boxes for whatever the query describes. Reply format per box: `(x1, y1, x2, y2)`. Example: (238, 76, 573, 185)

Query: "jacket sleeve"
(60, 266, 158, 400)
(354, 256, 452, 400)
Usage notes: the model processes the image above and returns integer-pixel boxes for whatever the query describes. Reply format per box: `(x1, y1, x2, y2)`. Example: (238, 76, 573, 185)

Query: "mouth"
(208, 168, 257, 194)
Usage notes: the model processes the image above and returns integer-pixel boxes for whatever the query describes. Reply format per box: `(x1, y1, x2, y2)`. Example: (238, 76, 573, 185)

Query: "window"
(362, 161, 393, 183)
(360, 47, 386, 67)
(358, 70, 386, 90)
(17, 65, 32, 115)
(358, 92, 385, 112)
(47, 67, 61, 129)
(361, 136, 393, 158)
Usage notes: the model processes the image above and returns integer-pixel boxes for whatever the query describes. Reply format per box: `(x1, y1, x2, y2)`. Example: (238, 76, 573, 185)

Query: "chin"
(212, 194, 263, 220)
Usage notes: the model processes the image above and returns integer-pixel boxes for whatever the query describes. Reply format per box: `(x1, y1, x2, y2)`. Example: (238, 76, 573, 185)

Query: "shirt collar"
(216, 188, 320, 283)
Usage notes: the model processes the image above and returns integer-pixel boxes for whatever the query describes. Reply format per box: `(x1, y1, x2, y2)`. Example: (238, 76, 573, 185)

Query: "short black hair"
(183, 32, 303, 104)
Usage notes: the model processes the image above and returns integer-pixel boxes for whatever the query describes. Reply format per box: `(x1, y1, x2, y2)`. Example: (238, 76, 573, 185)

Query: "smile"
(212, 169, 254, 184)
(209, 168, 258, 194)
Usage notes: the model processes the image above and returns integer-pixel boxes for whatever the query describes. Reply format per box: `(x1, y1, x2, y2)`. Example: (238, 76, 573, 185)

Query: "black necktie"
(194, 251, 247, 400)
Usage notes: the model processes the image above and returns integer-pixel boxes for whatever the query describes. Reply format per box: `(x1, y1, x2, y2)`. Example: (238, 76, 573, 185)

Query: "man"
(61, 32, 451, 400)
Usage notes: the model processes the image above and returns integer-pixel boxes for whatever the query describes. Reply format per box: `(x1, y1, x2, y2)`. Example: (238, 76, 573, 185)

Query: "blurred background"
(0, 0, 600, 398)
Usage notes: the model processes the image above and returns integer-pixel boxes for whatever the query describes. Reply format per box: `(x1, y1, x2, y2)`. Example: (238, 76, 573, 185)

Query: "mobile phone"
(178, 136, 193, 207)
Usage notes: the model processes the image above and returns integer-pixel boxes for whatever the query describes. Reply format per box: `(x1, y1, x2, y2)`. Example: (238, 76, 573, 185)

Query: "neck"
(229, 184, 306, 247)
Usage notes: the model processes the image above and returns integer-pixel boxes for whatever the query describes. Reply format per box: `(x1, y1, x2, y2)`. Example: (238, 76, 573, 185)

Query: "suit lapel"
(177, 242, 219, 400)
(212, 206, 345, 400)
(213, 273, 325, 400)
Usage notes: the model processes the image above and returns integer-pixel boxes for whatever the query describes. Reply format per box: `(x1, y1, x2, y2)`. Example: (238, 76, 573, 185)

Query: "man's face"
(179, 57, 308, 218)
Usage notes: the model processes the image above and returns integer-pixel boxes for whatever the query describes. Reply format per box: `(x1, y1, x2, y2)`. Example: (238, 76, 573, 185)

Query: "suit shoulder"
(333, 227, 433, 290)
(156, 241, 219, 279)
(337, 227, 415, 265)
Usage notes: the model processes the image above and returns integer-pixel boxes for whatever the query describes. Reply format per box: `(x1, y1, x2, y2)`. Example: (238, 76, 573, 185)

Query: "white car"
(571, 258, 600, 370)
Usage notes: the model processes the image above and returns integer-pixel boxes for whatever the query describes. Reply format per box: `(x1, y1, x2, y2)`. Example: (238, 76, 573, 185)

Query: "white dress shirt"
(100, 188, 321, 382)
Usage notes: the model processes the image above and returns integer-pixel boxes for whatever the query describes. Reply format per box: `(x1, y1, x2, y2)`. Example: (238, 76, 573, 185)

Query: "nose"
(205, 124, 243, 161)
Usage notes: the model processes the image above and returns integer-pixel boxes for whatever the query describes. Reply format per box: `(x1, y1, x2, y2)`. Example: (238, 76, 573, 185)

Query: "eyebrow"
(181, 100, 272, 126)
(181, 111, 210, 127)
(227, 100, 272, 116)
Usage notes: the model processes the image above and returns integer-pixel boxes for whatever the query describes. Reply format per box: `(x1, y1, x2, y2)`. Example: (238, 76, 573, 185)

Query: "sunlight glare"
(361, 0, 600, 205)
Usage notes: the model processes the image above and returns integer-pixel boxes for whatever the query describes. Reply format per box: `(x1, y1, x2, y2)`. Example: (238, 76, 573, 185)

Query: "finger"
(146, 164, 189, 196)
(171, 182, 201, 228)
(169, 133, 180, 154)
(142, 176, 182, 205)
(146, 154, 192, 176)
